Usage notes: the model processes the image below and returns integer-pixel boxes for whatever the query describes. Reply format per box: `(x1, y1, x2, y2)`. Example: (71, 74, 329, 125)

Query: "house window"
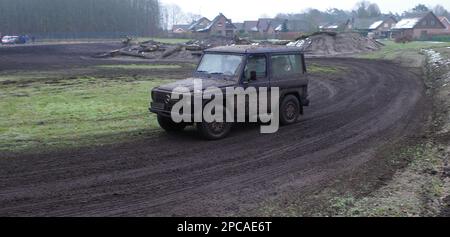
(422, 21, 427, 26)
(217, 23, 223, 27)
(431, 20, 436, 25)
(384, 23, 389, 28)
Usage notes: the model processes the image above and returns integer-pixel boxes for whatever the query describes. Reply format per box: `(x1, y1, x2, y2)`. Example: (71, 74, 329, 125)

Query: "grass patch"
(0, 75, 172, 154)
(96, 64, 182, 70)
(308, 63, 346, 74)
(359, 40, 450, 60)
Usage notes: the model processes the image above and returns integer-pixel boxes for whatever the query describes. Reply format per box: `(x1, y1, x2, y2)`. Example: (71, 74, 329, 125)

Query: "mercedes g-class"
(150, 45, 309, 140)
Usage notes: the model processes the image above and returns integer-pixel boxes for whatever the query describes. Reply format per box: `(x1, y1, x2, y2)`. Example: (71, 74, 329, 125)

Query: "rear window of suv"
(271, 54, 303, 79)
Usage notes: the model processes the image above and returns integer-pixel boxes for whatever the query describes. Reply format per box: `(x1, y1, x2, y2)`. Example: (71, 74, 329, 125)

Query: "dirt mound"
(94, 36, 253, 61)
(288, 32, 383, 55)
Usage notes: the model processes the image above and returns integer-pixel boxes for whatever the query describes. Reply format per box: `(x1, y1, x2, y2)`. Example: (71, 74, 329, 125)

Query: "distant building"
(438, 16, 450, 34)
(172, 24, 191, 34)
(196, 13, 236, 38)
(391, 11, 446, 40)
(188, 17, 211, 32)
(319, 20, 351, 32)
(243, 21, 259, 33)
(367, 16, 397, 38)
(238, 18, 310, 39)
(234, 23, 244, 33)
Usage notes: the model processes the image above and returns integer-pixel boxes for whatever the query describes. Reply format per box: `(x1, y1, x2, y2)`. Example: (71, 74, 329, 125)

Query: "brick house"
(188, 17, 211, 32)
(171, 25, 190, 34)
(391, 11, 446, 40)
(368, 16, 397, 38)
(438, 16, 450, 34)
(196, 13, 236, 38)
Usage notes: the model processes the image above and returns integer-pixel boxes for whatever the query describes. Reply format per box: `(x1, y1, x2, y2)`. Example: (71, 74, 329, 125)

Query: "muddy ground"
(0, 43, 430, 216)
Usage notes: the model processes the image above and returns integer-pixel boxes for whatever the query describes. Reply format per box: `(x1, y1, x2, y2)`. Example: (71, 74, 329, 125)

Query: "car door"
(239, 54, 270, 121)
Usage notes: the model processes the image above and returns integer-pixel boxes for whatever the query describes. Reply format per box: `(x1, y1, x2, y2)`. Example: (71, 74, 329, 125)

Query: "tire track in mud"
(0, 58, 429, 216)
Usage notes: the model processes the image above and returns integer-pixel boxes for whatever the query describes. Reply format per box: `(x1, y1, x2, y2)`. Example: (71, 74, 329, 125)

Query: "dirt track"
(0, 44, 429, 216)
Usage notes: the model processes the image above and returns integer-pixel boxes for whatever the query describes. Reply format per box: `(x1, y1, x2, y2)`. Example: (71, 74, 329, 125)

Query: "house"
(243, 21, 259, 33)
(320, 20, 351, 32)
(196, 13, 236, 38)
(319, 23, 339, 31)
(352, 16, 397, 37)
(367, 16, 397, 38)
(234, 23, 244, 33)
(438, 16, 450, 34)
(188, 17, 211, 32)
(285, 20, 314, 33)
(391, 11, 446, 40)
(172, 25, 191, 34)
(257, 18, 279, 35)
(256, 18, 289, 37)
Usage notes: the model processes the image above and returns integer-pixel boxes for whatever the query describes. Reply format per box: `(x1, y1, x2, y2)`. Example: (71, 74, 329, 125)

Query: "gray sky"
(160, 0, 450, 22)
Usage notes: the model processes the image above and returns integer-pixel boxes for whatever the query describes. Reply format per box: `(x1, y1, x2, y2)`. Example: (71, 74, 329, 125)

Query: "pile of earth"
(93, 36, 253, 61)
(287, 32, 384, 55)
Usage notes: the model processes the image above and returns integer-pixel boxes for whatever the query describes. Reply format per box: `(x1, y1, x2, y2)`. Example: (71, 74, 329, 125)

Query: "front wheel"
(197, 121, 232, 140)
(157, 115, 186, 132)
(280, 95, 301, 125)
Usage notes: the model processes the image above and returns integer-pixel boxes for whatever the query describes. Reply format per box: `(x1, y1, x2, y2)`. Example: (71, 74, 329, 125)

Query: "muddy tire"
(197, 121, 232, 140)
(280, 95, 301, 125)
(157, 115, 186, 132)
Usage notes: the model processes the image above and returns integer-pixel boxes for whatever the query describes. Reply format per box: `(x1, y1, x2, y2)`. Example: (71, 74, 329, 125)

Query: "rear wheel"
(157, 115, 186, 132)
(280, 95, 301, 125)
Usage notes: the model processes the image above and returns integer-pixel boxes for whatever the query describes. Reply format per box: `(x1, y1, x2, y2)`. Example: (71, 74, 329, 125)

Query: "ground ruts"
(0, 44, 429, 216)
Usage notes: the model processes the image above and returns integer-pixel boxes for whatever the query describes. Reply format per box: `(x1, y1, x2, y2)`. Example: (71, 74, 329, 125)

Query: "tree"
(433, 5, 449, 17)
(185, 13, 202, 24)
(354, 1, 380, 18)
(0, 0, 161, 38)
(412, 4, 429, 13)
(161, 4, 185, 29)
(355, 1, 370, 18)
(367, 3, 381, 17)
(281, 21, 289, 32)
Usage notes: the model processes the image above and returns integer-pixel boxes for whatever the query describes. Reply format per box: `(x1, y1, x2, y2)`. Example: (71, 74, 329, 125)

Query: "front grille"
(153, 91, 169, 103)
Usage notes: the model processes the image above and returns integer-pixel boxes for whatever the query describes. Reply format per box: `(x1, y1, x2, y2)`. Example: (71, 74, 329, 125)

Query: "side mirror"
(250, 71, 257, 81)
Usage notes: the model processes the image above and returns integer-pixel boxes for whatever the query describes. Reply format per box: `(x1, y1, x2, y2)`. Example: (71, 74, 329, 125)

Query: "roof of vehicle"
(204, 45, 304, 54)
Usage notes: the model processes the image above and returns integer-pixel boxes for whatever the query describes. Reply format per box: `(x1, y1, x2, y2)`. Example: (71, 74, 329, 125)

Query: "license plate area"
(152, 102, 165, 110)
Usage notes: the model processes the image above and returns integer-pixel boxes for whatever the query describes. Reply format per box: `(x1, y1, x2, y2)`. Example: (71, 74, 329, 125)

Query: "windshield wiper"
(210, 72, 224, 75)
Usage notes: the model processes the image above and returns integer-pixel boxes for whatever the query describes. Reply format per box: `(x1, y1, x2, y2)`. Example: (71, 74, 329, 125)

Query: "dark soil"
(0, 43, 430, 216)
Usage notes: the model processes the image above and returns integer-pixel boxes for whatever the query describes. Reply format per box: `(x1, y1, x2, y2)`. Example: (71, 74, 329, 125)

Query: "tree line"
(0, 0, 161, 37)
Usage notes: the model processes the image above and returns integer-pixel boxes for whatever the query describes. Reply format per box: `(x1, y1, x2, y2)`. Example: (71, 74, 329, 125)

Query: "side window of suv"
(271, 54, 303, 79)
(244, 54, 267, 80)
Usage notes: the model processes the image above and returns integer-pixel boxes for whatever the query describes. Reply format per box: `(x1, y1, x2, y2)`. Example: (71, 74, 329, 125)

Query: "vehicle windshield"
(197, 54, 244, 77)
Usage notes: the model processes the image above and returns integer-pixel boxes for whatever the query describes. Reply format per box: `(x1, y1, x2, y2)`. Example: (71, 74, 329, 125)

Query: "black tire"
(157, 115, 186, 132)
(197, 121, 232, 140)
(280, 95, 301, 125)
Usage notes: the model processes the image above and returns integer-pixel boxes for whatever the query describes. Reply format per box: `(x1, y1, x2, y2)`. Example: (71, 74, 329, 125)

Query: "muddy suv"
(150, 45, 309, 140)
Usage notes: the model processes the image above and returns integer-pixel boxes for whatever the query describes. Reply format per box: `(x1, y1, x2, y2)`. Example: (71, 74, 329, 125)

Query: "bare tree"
(367, 3, 381, 17)
(185, 13, 202, 24)
(162, 4, 186, 29)
(433, 5, 448, 16)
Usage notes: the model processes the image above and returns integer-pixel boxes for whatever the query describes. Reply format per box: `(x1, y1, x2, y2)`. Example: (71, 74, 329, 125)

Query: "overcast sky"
(160, 0, 450, 22)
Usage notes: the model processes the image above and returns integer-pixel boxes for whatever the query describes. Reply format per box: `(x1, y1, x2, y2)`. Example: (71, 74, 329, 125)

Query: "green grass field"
(359, 40, 450, 60)
(308, 63, 347, 74)
(0, 75, 172, 153)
